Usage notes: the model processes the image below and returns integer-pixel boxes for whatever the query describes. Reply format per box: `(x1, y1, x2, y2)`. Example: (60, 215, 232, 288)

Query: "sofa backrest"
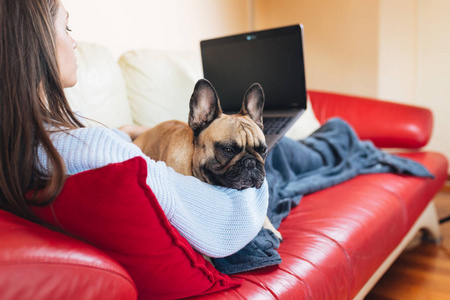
(64, 42, 133, 128)
(118, 49, 203, 127)
(64, 42, 203, 129)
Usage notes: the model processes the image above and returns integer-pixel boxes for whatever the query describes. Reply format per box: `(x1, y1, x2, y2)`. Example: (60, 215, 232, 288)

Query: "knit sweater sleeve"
(42, 127, 269, 258)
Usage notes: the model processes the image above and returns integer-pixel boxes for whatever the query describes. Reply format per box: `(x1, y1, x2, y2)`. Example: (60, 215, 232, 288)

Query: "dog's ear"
(240, 83, 265, 130)
(189, 79, 223, 136)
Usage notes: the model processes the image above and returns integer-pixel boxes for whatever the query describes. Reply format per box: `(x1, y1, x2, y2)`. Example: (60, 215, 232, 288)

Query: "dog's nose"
(243, 158, 256, 170)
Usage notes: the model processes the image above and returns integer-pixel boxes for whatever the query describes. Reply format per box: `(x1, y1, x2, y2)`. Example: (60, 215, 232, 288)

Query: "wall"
(377, 0, 417, 104)
(64, 0, 251, 58)
(253, 0, 380, 98)
(415, 0, 450, 165)
(254, 0, 450, 163)
(377, 0, 450, 158)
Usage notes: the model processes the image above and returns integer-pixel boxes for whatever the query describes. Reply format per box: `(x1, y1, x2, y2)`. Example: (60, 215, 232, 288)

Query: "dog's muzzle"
(234, 157, 265, 190)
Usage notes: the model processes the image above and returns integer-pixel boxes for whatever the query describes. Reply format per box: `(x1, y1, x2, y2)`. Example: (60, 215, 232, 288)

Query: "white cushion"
(285, 97, 321, 140)
(118, 50, 203, 127)
(64, 42, 133, 128)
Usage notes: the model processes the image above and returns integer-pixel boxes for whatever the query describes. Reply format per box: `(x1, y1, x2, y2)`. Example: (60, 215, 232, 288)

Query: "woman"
(0, 0, 268, 258)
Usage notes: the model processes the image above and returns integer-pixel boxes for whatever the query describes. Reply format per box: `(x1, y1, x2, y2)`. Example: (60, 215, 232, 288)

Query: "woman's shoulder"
(70, 126, 119, 135)
(53, 126, 125, 139)
(48, 126, 146, 172)
(49, 126, 133, 148)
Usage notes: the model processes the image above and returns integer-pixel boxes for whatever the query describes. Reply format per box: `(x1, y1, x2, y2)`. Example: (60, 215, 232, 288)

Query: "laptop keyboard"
(263, 117, 293, 135)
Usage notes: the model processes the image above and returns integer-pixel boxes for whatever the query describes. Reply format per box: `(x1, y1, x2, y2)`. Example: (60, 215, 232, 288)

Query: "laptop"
(200, 24, 307, 151)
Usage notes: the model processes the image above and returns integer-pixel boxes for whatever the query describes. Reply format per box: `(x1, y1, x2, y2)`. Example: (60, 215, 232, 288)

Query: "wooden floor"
(366, 190, 450, 300)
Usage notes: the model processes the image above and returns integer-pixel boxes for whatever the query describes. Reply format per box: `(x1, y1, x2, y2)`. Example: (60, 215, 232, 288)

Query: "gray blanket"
(212, 118, 433, 274)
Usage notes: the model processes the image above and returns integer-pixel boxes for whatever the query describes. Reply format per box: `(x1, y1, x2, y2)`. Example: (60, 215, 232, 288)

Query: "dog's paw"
(263, 215, 283, 242)
(272, 228, 283, 243)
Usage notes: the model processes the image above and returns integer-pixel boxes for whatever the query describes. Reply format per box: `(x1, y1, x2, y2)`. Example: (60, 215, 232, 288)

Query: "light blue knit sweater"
(37, 127, 268, 258)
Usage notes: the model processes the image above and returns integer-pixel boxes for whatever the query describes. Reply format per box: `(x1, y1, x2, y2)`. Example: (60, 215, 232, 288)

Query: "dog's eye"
(222, 147, 235, 155)
(259, 146, 267, 155)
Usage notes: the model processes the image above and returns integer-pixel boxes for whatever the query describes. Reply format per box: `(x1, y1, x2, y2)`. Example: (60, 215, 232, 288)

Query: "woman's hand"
(119, 124, 151, 140)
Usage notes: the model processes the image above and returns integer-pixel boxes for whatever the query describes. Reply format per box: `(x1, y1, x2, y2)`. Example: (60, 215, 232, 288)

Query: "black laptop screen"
(201, 25, 307, 114)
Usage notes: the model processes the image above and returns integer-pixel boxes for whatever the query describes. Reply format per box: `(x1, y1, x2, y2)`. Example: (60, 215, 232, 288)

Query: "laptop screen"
(201, 24, 307, 114)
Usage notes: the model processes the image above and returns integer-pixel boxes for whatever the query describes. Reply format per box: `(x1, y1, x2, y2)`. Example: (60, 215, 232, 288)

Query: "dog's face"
(188, 79, 267, 190)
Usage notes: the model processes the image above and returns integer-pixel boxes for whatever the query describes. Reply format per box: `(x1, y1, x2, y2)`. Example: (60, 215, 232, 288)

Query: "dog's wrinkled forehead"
(202, 114, 266, 148)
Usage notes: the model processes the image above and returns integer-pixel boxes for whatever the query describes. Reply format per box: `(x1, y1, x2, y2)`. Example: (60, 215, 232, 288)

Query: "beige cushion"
(118, 50, 202, 127)
(285, 97, 321, 140)
(64, 42, 133, 128)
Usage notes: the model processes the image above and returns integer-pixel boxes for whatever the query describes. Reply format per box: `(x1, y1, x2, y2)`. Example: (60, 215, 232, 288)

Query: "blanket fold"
(212, 118, 433, 274)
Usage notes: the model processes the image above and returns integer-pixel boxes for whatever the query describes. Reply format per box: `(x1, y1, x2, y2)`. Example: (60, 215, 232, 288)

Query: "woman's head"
(54, 1, 78, 88)
(0, 0, 76, 93)
(0, 0, 83, 222)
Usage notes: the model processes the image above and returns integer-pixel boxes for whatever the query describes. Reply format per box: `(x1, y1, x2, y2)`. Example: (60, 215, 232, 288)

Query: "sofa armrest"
(0, 210, 137, 300)
(308, 90, 433, 149)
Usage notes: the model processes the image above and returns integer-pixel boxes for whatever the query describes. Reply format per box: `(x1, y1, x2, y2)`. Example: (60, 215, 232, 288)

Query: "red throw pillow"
(33, 157, 241, 299)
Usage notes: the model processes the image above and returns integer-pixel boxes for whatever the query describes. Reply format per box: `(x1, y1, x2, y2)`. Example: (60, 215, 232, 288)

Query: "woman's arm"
(42, 127, 268, 257)
(118, 124, 152, 141)
(155, 166, 269, 257)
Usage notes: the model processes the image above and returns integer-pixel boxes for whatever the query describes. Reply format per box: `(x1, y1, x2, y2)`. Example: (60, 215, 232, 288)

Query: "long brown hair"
(0, 0, 84, 223)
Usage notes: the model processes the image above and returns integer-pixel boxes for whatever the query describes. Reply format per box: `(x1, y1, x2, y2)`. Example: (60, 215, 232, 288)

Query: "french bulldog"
(133, 78, 282, 241)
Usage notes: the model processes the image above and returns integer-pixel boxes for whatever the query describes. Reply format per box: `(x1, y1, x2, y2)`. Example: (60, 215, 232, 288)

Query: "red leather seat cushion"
(192, 151, 447, 299)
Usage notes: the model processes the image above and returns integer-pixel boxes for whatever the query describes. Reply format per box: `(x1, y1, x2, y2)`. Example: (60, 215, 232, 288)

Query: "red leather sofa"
(0, 91, 447, 299)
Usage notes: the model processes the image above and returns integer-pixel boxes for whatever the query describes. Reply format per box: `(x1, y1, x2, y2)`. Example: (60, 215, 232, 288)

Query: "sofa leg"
(421, 201, 443, 244)
(353, 200, 442, 300)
